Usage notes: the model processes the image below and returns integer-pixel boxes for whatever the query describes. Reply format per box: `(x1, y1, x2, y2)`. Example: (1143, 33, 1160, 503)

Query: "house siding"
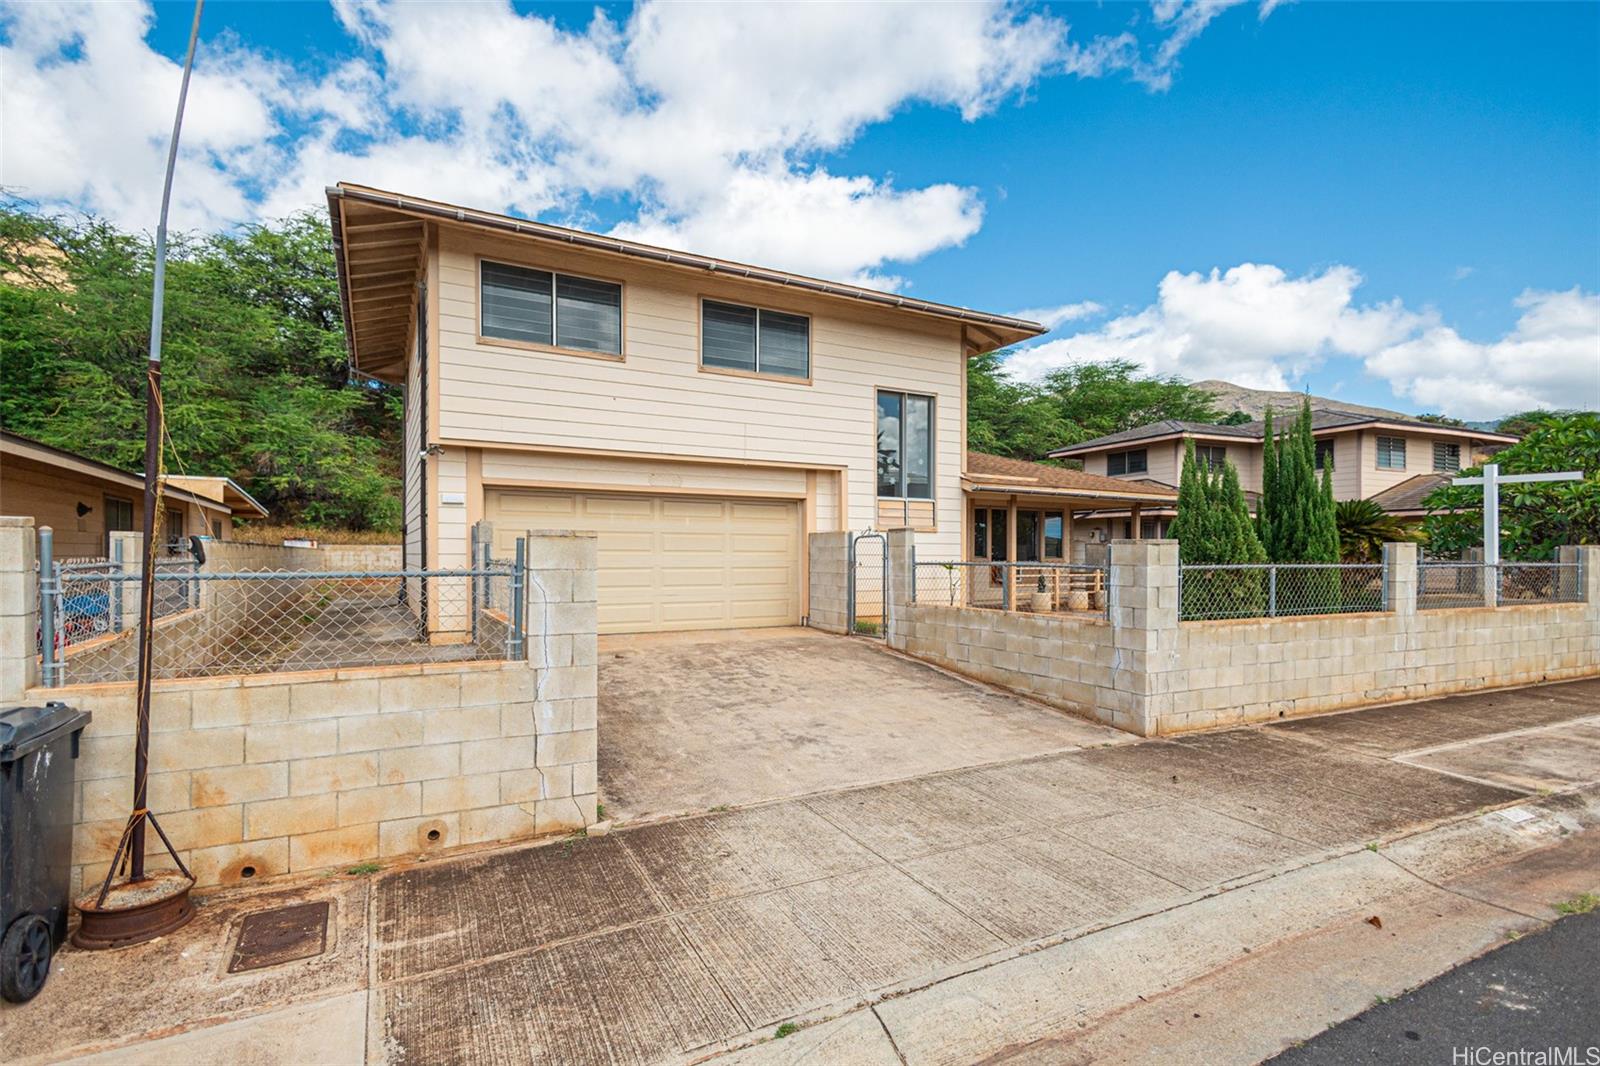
(430, 228, 964, 559)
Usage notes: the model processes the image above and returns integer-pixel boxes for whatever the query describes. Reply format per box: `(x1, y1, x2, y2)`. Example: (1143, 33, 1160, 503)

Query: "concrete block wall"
(807, 531, 851, 634)
(882, 531, 1600, 737)
(0, 517, 39, 702)
(4, 524, 599, 890)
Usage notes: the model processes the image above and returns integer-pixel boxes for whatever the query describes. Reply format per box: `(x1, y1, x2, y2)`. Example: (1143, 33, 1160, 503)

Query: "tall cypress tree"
(1258, 408, 1277, 556)
(1173, 440, 1267, 617)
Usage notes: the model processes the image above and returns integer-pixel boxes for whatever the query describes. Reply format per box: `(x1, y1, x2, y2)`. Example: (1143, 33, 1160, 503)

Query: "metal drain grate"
(228, 900, 330, 973)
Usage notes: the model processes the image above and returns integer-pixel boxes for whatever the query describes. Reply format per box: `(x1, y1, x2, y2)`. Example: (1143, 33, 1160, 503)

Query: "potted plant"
(1028, 574, 1052, 612)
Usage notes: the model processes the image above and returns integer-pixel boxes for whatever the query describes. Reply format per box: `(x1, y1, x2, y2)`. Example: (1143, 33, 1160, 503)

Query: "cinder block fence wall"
(838, 530, 1600, 737)
(1, 518, 599, 890)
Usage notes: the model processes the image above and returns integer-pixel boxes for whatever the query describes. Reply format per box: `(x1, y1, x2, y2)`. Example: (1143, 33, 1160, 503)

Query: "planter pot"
(1066, 591, 1091, 612)
(1028, 592, 1052, 612)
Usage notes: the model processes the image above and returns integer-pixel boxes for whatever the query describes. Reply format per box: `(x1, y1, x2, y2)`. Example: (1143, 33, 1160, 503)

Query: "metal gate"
(848, 531, 888, 638)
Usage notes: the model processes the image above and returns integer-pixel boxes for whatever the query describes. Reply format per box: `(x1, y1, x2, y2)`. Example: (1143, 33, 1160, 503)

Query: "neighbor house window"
(877, 390, 934, 498)
(1433, 441, 1461, 472)
(1106, 449, 1148, 476)
(1315, 440, 1336, 470)
(701, 300, 810, 379)
(1195, 445, 1227, 471)
(974, 509, 989, 557)
(480, 260, 622, 355)
(1376, 436, 1407, 470)
(104, 496, 134, 533)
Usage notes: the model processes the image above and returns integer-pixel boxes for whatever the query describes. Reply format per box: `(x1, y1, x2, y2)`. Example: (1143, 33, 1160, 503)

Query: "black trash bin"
(0, 702, 91, 1004)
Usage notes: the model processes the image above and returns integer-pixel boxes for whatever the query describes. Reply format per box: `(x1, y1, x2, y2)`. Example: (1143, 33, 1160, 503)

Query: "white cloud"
(1364, 288, 1600, 419)
(1007, 301, 1106, 329)
(1, 0, 1265, 282)
(1005, 265, 1599, 418)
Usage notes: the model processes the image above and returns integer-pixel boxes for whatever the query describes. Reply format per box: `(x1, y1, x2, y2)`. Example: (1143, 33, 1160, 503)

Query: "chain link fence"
(43, 565, 523, 686)
(1179, 562, 1386, 621)
(911, 560, 1109, 616)
(1419, 560, 1585, 609)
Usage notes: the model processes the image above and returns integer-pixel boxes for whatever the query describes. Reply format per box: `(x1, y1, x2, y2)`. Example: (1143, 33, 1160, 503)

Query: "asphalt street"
(1270, 909, 1600, 1065)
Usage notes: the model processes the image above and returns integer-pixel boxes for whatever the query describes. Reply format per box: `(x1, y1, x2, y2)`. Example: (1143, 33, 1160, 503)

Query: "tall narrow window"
(1016, 511, 1040, 562)
(974, 509, 989, 558)
(1433, 441, 1461, 472)
(480, 260, 621, 355)
(876, 390, 935, 498)
(1376, 436, 1407, 470)
(1043, 512, 1065, 559)
(990, 509, 1008, 562)
(701, 299, 810, 378)
(1315, 440, 1336, 470)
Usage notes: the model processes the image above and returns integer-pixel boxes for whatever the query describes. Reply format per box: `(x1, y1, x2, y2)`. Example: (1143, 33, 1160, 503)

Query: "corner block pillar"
(521, 530, 599, 832)
(1107, 538, 1179, 736)
(1383, 541, 1418, 616)
(0, 517, 39, 703)
(1558, 544, 1600, 605)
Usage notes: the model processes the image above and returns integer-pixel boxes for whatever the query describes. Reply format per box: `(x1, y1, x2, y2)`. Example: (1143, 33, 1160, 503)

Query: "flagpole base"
(72, 871, 194, 951)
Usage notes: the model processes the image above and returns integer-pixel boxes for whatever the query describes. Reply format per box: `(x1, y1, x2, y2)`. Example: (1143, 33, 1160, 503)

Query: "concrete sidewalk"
(10, 677, 1599, 1065)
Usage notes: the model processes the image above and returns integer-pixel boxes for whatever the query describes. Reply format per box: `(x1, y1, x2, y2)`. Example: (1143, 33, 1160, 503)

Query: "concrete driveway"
(596, 627, 1124, 821)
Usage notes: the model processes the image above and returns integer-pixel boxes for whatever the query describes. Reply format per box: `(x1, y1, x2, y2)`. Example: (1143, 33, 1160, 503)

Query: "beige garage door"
(487, 490, 801, 634)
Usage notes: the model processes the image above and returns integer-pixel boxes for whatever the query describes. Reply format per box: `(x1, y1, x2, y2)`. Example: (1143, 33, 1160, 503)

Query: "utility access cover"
(228, 900, 330, 973)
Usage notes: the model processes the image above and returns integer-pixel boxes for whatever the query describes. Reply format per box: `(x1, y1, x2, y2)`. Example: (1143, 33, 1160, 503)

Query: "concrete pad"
(376, 920, 744, 1065)
(1058, 804, 1309, 890)
(372, 835, 662, 983)
(1271, 685, 1596, 757)
(800, 774, 1031, 861)
(66, 991, 368, 1066)
(598, 629, 1121, 821)
(620, 804, 882, 910)
(1399, 723, 1600, 793)
(897, 828, 1188, 943)
(870, 851, 1464, 1066)
(942, 757, 1172, 825)
(11, 878, 370, 1065)
(675, 866, 1002, 1027)
(707, 1008, 903, 1066)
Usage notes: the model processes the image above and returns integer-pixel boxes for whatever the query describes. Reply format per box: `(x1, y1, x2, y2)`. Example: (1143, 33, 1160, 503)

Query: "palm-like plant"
(1336, 499, 1415, 562)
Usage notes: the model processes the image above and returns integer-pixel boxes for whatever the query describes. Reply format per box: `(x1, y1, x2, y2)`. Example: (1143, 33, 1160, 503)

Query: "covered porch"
(951, 452, 1178, 614)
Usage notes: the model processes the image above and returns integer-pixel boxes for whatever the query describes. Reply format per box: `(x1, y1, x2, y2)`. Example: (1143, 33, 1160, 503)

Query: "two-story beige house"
(1048, 411, 1518, 544)
(329, 184, 1088, 634)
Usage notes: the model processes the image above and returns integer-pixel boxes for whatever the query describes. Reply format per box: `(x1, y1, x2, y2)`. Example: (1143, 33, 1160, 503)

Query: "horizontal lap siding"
(435, 231, 963, 558)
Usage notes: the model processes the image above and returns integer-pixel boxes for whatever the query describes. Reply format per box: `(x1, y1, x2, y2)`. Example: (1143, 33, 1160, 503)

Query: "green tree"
(967, 353, 1224, 460)
(0, 200, 401, 531)
(1169, 441, 1266, 617)
(1422, 413, 1600, 560)
(1256, 398, 1340, 611)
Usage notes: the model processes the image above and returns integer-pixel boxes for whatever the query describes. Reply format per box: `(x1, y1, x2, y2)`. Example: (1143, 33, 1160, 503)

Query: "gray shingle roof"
(1050, 410, 1516, 457)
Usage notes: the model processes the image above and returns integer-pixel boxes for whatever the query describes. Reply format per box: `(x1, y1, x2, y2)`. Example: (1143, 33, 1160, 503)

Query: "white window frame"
(1376, 435, 1407, 470)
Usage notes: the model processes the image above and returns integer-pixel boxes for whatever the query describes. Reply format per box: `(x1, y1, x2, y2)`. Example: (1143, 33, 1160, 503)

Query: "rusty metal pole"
(129, 0, 204, 882)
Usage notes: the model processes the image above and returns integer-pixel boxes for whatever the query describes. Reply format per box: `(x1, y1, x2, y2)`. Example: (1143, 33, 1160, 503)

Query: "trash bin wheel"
(0, 914, 53, 1003)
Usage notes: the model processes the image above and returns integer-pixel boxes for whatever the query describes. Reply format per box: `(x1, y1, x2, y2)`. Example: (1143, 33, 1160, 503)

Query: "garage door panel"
(487, 488, 799, 634)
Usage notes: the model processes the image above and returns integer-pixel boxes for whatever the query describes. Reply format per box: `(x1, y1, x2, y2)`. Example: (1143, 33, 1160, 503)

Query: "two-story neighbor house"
(331, 184, 1131, 635)
(1048, 411, 1519, 544)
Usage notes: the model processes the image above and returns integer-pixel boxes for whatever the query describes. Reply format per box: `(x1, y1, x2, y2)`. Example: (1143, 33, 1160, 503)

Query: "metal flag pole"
(74, 0, 205, 951)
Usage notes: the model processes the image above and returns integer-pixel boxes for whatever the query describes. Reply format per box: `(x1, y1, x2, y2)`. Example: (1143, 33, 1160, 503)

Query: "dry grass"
(232, 523, 400, 546)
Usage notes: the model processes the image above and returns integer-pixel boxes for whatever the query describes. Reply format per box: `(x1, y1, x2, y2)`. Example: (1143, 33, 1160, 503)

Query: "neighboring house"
(328, 183, 1054, 635)
(1048, 412, 1518, 543)
(0, 431, 267, 558)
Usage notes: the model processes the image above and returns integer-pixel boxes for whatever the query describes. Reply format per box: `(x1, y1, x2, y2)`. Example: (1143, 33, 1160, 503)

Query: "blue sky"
(4, 1, 1597, 419)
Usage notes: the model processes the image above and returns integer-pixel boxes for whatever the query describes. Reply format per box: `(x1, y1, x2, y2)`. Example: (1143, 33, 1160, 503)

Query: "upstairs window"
(1315, 439, 1336, 470)
(1433, 441, 1461, 472)
(701, 300, 810, 379)
(480, 260, 622, 355)
(877, 390, 934, 498)
(1376, 436, 1407, 470)
(1195, 445, 1227, 471)
(1107, 449, 1148, 476)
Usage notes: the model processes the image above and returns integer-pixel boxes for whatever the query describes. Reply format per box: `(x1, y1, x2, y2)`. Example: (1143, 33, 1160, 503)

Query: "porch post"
(1131, 503, 1143, 539)
(1005, 494, 1018, 610)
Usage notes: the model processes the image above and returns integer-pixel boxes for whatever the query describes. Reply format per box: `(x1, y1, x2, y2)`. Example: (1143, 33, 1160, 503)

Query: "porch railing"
(911, 560, 1110, 617)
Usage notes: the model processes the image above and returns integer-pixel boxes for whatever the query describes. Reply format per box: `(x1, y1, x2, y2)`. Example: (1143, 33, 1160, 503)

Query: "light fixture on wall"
(76, 502, 92, 517)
